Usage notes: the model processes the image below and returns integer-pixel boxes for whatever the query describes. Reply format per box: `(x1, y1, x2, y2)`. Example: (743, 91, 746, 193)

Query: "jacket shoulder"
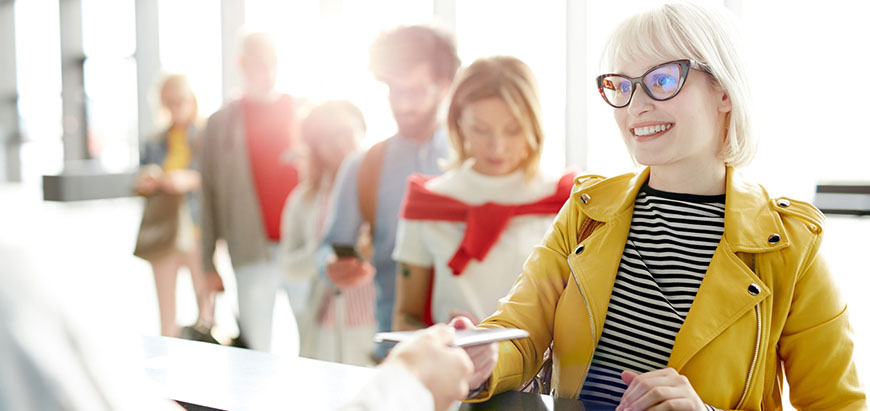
(571, 173, 608, 193)
(773, 196, 826, 235)
(205, 100, 242, 125)
(571, 171, 641, 194)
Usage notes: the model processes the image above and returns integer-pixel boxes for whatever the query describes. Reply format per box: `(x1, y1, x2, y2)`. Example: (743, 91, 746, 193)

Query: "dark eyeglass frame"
(596, 59, 705, 108)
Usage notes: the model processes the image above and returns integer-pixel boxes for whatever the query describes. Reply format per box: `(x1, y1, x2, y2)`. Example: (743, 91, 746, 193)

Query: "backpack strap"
(357, 139, 389, 229)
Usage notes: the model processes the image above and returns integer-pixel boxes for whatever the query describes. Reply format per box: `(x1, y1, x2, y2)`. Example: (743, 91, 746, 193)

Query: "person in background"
(318, 25, 460, 360)
(392, 56, 575, 331)
(199, 32, 302, 351)
(134, 74, 216, 342)
(280, 100, 376, 366)
(460, 3, 866, 409)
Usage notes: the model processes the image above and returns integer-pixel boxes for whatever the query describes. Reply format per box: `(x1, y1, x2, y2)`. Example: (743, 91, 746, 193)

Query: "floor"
(1, 181, 867, 407)
(0, 183, 236, 338)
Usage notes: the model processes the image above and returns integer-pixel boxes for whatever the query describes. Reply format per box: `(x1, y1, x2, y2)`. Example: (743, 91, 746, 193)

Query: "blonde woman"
(459, 3, 866, 410)
(280, 100, 375, 365)
(392, 56, 575, 331)
(134, 74, 216, 340)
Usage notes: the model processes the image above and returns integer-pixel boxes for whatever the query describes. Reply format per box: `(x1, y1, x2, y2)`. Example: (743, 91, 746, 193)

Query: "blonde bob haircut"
(445, 56, 544, 179)
(602, 2, 756, 168)
(157, 73, 199, 126)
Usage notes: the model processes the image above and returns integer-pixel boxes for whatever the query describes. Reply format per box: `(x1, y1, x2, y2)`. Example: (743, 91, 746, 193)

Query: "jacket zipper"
(737, 305, 762, 408)
(567, 257, 597, 395)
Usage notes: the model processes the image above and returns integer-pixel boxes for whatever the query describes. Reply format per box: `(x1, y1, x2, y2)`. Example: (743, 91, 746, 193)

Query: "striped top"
(578, 183, 725, 405)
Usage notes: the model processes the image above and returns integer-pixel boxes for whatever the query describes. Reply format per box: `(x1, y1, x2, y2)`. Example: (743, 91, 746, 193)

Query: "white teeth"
(633, 124, 671, 136)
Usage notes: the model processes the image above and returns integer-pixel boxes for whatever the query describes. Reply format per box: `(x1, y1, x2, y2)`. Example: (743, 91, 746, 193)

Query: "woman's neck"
(169, 121, 191, 132)
(244, 90, 280, 103)
(401, 121, 439, 144)
(648, 162, 727, 195)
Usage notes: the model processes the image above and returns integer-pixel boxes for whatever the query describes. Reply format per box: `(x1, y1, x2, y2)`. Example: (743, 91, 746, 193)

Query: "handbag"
(133, 192, 195, 262)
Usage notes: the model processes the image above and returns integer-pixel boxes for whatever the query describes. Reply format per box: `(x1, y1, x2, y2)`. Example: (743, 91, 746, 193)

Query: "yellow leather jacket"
(475, 167, 866, 410)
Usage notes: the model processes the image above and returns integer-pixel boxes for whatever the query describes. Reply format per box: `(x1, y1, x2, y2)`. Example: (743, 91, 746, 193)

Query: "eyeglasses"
(596, 59, 705, 108)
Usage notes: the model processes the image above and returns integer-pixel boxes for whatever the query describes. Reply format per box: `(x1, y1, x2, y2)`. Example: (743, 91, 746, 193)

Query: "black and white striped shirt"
(578, 184, 725, 405)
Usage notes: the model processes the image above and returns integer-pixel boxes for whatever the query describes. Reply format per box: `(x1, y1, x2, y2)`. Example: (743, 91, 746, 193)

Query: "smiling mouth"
(632, 123, 673, 137)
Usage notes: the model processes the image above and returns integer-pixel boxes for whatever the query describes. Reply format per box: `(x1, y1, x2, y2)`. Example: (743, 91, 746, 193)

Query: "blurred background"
(0, 0, 867, 405)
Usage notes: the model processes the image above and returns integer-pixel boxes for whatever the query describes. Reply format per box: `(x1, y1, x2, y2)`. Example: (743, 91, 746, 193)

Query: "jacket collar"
(575, 166, 789, 253)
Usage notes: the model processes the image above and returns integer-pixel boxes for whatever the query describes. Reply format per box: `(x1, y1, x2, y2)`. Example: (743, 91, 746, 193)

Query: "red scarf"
(400, 172, 576, 276)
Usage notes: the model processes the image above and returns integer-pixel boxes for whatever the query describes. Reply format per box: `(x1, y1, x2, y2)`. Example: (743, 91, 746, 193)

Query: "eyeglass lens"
(599, 62, 685, 107)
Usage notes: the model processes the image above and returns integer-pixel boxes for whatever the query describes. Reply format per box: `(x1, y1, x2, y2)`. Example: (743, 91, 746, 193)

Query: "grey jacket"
(199, 99, 270, 272)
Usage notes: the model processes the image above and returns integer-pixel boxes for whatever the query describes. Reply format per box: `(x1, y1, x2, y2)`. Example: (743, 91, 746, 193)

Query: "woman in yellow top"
(134, 74, 217, 340)
(458, 3, 867, 410)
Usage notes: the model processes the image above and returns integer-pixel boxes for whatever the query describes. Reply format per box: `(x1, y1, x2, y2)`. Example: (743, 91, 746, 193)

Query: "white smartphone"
(374, 328, 529, 348)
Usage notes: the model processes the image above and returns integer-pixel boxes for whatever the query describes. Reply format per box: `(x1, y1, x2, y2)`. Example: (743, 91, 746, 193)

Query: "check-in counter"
(142, 336, 608, 410)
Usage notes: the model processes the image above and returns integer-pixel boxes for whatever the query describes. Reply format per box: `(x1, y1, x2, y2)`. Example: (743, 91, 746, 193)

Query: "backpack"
(357, 139, 389, 229)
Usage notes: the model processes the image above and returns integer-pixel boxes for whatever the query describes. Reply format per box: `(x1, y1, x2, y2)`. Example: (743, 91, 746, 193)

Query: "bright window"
(157, 0, 223, 118)
(244, 0, 434, 147)
(739, 1, 870, 199)
(81, 0, 138, 172)
(14, 0, 63, 182)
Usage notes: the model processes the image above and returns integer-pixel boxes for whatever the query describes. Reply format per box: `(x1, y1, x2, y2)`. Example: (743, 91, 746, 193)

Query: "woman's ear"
(716, 85, 732, 114)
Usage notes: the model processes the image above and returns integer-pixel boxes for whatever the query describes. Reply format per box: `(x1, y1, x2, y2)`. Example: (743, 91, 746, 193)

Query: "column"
(0, 0, 21, 182)
(58, 0, 89, 164)
(135, 0, 160, 154)
(565, 0, 588, 170)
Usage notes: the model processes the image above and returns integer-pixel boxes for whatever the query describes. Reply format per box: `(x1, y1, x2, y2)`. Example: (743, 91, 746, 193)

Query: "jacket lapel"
(571, 168, 651, 340)
(571, 207, 633, 340)
(669, 168, 782, 370)
(668, 239, 769, 371)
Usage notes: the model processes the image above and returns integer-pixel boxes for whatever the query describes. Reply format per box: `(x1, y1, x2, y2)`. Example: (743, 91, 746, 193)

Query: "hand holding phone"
(327, 244, 375, 289)
(331, 243, 361, 260)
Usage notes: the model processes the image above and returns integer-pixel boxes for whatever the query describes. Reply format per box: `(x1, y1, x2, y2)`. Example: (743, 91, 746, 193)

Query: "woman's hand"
(326, 255, 376, 289)
(134, 165, 163, 196)
(326, 223, 376, 290)
(616, 368, 705, 411)
(161, 169, 201, 195)
(135, 175, 160, 196)
(448, 316, 498, 394)
(448, 310, 480, 326)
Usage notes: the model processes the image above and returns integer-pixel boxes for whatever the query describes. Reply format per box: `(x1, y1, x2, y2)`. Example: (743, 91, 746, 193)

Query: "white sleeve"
(336, 364, 434, 411)
(392, 219, 434, 267)
(279, 189, 317, 282)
